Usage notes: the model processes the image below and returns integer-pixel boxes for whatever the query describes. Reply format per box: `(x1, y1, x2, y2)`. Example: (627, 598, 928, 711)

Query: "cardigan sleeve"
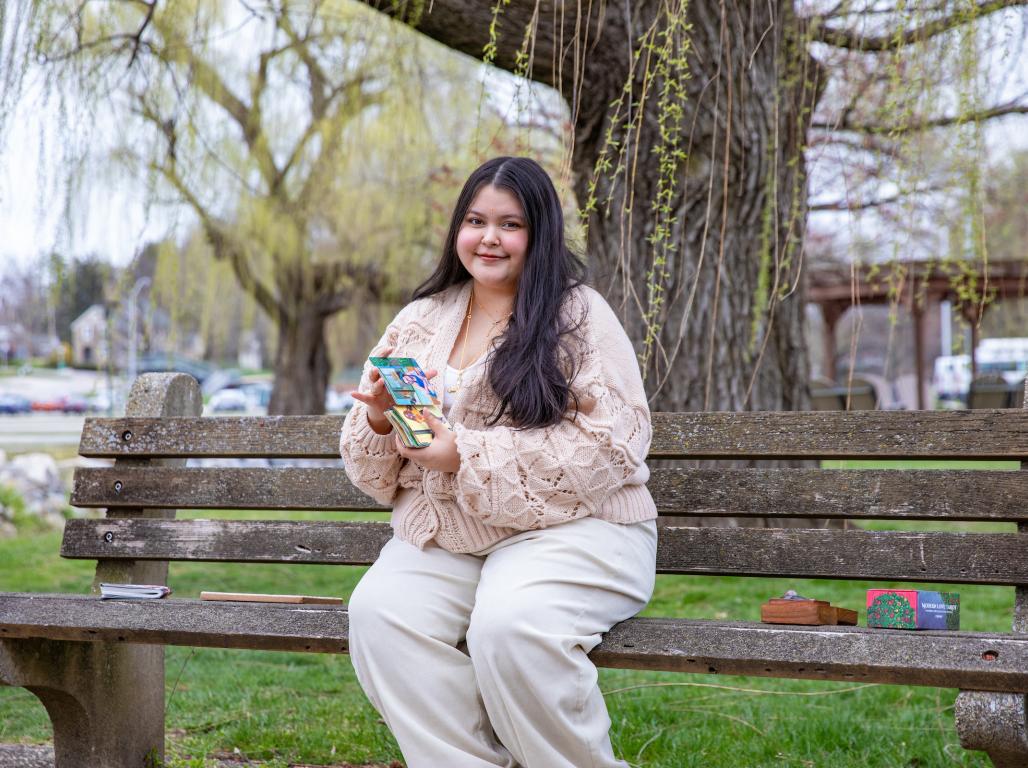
(339, 310, 409, 506)
(452, 292, 652, 530)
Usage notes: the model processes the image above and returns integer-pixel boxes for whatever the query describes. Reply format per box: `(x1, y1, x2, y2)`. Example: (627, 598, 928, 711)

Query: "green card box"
(866, 589, 959, 630)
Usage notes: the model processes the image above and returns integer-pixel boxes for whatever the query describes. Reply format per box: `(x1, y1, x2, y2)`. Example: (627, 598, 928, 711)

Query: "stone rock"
(6, 454, 61, 493)
(0, 452, 69, 532)
(40, 513, 66, 530)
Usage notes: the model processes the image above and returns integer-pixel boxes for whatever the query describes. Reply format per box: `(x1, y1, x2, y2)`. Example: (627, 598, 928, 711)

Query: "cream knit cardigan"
(339, 280, 657, 554)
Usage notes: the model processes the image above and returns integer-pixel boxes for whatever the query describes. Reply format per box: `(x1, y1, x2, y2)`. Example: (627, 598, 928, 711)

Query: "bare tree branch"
(319, 261, 386, 314)
(810, 184, 945, 211)
(125, 0, 155, 70)
(291, 82, 385, 214)
(273, 73, 373, 193)
(146, 14, 283, 188)
(809, 0, 1028, 51)
(139, 98, 283, 321)
(276, 11, 330, 118)
(812, 98, 1028, 133)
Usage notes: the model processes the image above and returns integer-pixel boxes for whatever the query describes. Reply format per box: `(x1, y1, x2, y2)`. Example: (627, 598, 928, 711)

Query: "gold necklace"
(475, 294, 514, 326)
(448, 292, 512, 393)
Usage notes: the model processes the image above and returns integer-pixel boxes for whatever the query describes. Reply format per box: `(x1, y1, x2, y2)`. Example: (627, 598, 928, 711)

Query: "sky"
(0, 80, 177, 271)
(1, 6, 1026, 273)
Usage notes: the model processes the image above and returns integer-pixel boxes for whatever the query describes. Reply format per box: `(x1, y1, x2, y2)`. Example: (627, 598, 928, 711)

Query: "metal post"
(126, 277, 151, 385)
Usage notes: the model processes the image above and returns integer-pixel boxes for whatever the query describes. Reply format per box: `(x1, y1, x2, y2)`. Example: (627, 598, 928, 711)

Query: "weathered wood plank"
(79, 416, 344, 459)
(61, 520, 1028, 585)
(77, 410, 1028, 460)
(62, 519, 394, 565)
(71, 466, 1028, 521)
(655, 528, 1028, 585)
(648, 410, 1028, 459)
(647, 468, 1028, 521)
(2, 594, 1027, 691)
(0, 593, 349, 653)
(72, 467, 386, 511)
(593, 617, 1028, 691)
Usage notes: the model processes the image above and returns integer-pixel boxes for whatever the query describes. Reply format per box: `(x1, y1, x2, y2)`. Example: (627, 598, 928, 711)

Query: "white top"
(442, 358, 485, 414)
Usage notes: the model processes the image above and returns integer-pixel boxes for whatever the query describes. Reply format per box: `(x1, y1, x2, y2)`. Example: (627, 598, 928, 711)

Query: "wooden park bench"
(1, 372, 1027, 767)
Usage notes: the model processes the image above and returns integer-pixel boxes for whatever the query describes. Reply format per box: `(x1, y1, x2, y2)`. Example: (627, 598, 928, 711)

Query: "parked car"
(30, 394, 89, 413)
(239, 381, 273, 411)
(202, 369, 242, 396)
(325, 388, 354, 413)
(30, 396, 63, 412)
(86, 391, 115, 414)
(207, 388, 249, 413)
(0, 393, 32, 414)
(932, 354, 971, 402)
(59, 394, 89, 414)
(136, 354, 213, 385)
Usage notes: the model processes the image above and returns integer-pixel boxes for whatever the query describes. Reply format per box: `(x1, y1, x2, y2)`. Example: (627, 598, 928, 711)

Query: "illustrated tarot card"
(369, 357, 439, 407)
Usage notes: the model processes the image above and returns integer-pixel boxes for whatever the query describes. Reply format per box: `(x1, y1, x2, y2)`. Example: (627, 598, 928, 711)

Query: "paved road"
(0, 369, 110, 400)
(0, 414, 87, 448)
(0, 370, 111, 449)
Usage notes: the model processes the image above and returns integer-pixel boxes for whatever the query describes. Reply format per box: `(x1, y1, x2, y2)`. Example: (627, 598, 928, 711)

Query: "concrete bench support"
(0, 374, 200, 767)
(955, 691, 1028, 768)
(955, 509, 1028, 768)
(0, 639, 164, 768)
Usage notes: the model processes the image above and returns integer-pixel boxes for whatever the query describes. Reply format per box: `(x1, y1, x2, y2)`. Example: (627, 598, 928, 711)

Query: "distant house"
(0, 323, 29, 364)
(71, 305, 109, 367)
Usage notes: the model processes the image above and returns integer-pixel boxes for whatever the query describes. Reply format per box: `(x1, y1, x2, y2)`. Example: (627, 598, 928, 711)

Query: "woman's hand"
(396, 411, 461, 473)
(350, 347, 437, 436)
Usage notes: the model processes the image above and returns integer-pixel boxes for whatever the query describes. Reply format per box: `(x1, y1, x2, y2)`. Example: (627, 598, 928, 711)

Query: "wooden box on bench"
(760, 598, 858, 626)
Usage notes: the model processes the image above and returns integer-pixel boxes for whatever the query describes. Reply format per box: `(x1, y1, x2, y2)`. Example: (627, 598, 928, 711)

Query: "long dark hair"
(412, 157, 587, 428)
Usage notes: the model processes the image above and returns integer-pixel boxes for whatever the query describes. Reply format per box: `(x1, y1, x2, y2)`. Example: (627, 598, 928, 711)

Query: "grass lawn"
(0, 460, 1019, 767)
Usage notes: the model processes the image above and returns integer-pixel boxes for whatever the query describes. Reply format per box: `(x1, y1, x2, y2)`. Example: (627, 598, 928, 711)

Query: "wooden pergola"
(806, 258, 1028, 409)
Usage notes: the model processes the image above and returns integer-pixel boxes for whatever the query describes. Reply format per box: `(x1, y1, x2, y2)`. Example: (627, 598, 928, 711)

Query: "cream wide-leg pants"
(347, 516, 658, 768)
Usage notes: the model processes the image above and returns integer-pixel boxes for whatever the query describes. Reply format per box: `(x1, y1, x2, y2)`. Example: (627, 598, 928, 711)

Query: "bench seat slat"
(61, 519, 1028, 585)
(77, 410, 1028, 460)
(72, 466, 1028, 521)
(2, 594, 1027, 692)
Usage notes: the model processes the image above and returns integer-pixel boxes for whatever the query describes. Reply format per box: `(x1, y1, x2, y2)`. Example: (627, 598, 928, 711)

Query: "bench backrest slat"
(78, 410, 1028, 460)
(649, 410, 1028, 459)
(71, 466, 1028, 522)
(61, 519, 1028, 585)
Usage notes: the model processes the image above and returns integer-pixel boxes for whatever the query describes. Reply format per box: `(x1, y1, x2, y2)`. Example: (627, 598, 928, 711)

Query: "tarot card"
(369, 357, 439, 406)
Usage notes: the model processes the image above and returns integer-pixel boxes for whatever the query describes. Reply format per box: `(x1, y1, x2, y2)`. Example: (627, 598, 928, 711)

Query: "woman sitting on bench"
(340, 156, 657, 768)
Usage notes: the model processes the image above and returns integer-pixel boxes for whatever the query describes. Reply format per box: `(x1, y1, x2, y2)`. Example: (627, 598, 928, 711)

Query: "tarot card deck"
(369, 356, 452, 448)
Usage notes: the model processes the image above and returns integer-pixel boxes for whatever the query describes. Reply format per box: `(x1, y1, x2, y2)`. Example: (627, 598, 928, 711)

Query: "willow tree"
(358, 0, 1026, 412)
(4, 0, 482, 413)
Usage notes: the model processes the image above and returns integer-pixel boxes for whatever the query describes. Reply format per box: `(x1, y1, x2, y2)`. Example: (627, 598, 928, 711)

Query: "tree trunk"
(573, 2, 817, 413)
(268, 307, 331, 415)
